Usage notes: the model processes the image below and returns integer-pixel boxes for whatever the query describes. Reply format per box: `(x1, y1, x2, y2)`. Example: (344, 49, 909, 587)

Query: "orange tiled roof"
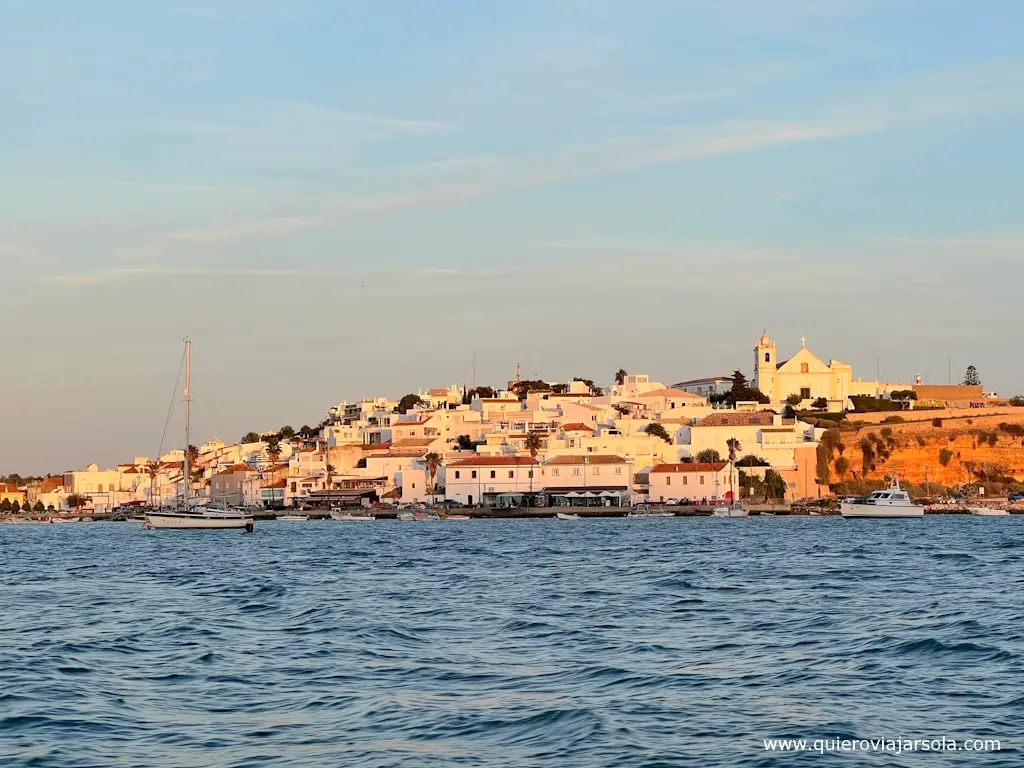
(448, 456, 539, 467)
(559, 423, 593, 432)
(696, 412, 775, 427)
(635, 387, 703, 399)
(651, 462, 727, 473)
(544, 455, 625, 465)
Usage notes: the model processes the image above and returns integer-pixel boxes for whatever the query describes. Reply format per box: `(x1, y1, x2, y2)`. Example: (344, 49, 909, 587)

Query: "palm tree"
(423, 452, 442, 504)
(524, 432, 543, 505)
(615, 369, 628, 385)
(726, 438, 742, 505)
(266, 439, 283, 465)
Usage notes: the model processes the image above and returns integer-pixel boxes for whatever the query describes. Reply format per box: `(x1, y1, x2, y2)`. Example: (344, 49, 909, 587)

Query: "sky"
(2, 0, 1023, 474)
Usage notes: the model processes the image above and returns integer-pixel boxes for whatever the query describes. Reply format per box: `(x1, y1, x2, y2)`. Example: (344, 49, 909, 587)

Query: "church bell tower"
(754, 331, 777, 401)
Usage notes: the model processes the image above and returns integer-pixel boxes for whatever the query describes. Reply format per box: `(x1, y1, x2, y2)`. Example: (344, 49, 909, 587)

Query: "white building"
(648, 462, 730, 504)
(444, 456, 539, 507)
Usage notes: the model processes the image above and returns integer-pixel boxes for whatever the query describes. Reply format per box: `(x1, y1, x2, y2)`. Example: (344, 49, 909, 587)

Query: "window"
(411, 483, 416, 489)
(666, 476, 672, 486)
(614, 467, 622, 475)
(800, 387, 811, 400)
(508, 471, 514, 479)
(552, 468, 560, 476)
(765, 352, 770, 362)
(573, 468, 581, 476)
(592, 467, 600, 476)
(683, 476, 688, 485)
(471, 470, 477, 479)
(528, 470, 533, 478)
(490, 470, 496, 479)
(700, 476, 705, 485)
(455, 471, 460, 480)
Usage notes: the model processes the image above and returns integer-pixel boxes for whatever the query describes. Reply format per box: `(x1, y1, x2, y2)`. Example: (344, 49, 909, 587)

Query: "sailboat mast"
(184, 339, 191, 512)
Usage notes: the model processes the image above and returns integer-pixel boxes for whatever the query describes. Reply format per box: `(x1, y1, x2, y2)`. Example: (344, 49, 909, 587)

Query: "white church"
(752, 331, 901, 409)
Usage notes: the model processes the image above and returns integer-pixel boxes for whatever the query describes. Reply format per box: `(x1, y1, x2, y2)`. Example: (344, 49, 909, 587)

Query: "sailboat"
(144, 340, 254, 531)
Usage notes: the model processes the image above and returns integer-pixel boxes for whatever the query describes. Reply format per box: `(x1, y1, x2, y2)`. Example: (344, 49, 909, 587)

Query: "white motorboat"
(840, 479, 924, 519)
(556, 512, 580, 521)
(277, 514, 310, 522)
(437, 512, 471, 520)
(143, 341, 253, 533)
(970, 507, 1009, 517)
(712, 506, 746, 518)
(330, 510, 375, 522)
(51, 516, 80, 524)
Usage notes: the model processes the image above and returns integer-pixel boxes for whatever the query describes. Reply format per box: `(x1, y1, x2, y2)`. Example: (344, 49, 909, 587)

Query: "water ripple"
(1, 517, 1021, 766)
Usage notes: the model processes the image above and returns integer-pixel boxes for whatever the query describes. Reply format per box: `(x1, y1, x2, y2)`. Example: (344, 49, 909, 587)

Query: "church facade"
(752, 332, 898, 407)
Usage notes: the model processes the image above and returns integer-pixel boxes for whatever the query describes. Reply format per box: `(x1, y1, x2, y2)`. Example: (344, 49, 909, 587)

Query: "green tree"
(11, 500, 20, 512)
(764, 469, 786, 500)
(279, 425, 295, 439)
(266, 436, 283, 464)
(0, 498, 11, 512)
(932, 418, 944, 428)
(615, 369, 628, 385)
(696, 448, 721, 464)
(511, 380, 552, 400)
(811, 397, 828, 411)
(397, 394, 424, 414)
(643, 423, 672, 443)
(1009, 395, 1024, 407)
(938, 448, 953, 467)
(525, 432, 543, 502)
(573, 378, 602, 396)
(963, 365, 981, 386)
(297, 425, 316, 439)
(455, 434, 474, 450)
(834, 456, 850, 477)
(726, 438, 742, 502)
(241, 432, 261, 444)
(423, 452, 442, 504)
(33, 500, 45, 512)
(785, 393, 803, 406)
(815, 442, 832, 486)
(66, 493, 87, 512)
(736, 454, 769, 467)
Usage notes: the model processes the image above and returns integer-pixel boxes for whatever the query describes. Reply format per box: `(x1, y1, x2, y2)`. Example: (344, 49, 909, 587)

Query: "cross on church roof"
(800, 337, 807, 348)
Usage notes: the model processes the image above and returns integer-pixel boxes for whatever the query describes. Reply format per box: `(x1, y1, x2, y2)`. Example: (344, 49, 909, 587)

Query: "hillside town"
(2, 332, 1018, 515)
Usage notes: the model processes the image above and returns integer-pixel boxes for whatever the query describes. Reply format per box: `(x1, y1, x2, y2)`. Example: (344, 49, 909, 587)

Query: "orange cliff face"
(830, 413, 1024, 487)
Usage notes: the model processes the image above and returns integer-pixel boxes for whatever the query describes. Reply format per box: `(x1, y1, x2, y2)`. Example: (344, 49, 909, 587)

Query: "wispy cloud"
(46, 266, 323, 285)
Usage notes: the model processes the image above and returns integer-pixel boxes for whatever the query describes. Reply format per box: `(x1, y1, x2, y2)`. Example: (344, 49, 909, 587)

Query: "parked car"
(1009, 493, 1024, 502)
(666, 498, 679, 505)
(437, 499, 464, 508)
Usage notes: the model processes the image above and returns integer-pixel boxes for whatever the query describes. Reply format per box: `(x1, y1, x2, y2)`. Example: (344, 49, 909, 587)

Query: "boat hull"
(712, 506, 746, 518)
(840, 503, 924, 519)
(145, 512, 253, 529)
(330, 511, 375, 521)
(970, 508, 1009, 517)
(556, 512, 580, 521)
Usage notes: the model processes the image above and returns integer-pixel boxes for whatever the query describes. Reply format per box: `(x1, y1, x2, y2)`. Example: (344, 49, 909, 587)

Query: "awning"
(563, 491, 581, 498)
(582, 491, 598, 498)
(598, 490, 618, 498)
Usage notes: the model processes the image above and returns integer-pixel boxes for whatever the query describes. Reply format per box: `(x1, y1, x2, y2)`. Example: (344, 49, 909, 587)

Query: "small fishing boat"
(397, 511, 415, 521)
(628, 509, 675, 518)
(330, 510, 375, 522)
(969, 507, 1009, 517)
(437, 512, 471, 520)
(277, 514, 310, 522)
(556, 512, 580, 521)
(712, 506, 745, 518)
(840, 478, 924, 519)
(51, 516, 80, 524)
(761, 511, 776, 517)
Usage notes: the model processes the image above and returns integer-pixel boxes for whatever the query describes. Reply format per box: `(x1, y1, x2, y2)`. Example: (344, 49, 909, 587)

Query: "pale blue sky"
(2, 0, 1022, 473)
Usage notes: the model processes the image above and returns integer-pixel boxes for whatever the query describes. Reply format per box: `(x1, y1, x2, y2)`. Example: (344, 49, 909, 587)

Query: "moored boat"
(143, 341, 253, 532)
(277, 514, 310, 522)
(556, 512, 580, 521)
(330, 510, 375, 522)
(840, 478, 924, 519)
(437, 512, 471, 520)
(969, 507, 1009, 517)
(628, 509, 674, 518)
(712, 506, 745, 518)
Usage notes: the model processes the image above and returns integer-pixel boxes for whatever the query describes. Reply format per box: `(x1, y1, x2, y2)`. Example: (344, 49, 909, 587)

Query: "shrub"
(880, 426, 894, 439)
(948, 433, 957, 442)
(999, 422, 1024, 437)
(1010, 395, 1024, 407)
(939, 448, 953, 467)
(882, 415, 905, 424)
(851, 396, 900, 412)
(988, 432, 998, 447)
(916, 436, 927, 447)
(834, 456, 850, 477)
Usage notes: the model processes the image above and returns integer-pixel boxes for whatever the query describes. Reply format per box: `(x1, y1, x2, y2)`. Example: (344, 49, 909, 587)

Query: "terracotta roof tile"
(651, 462, 727, 473)
(448, 456, 539, 467)
(696, 412, 775, 427)
(560, 423, 594, 432)
(544, 455, 625, 465)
